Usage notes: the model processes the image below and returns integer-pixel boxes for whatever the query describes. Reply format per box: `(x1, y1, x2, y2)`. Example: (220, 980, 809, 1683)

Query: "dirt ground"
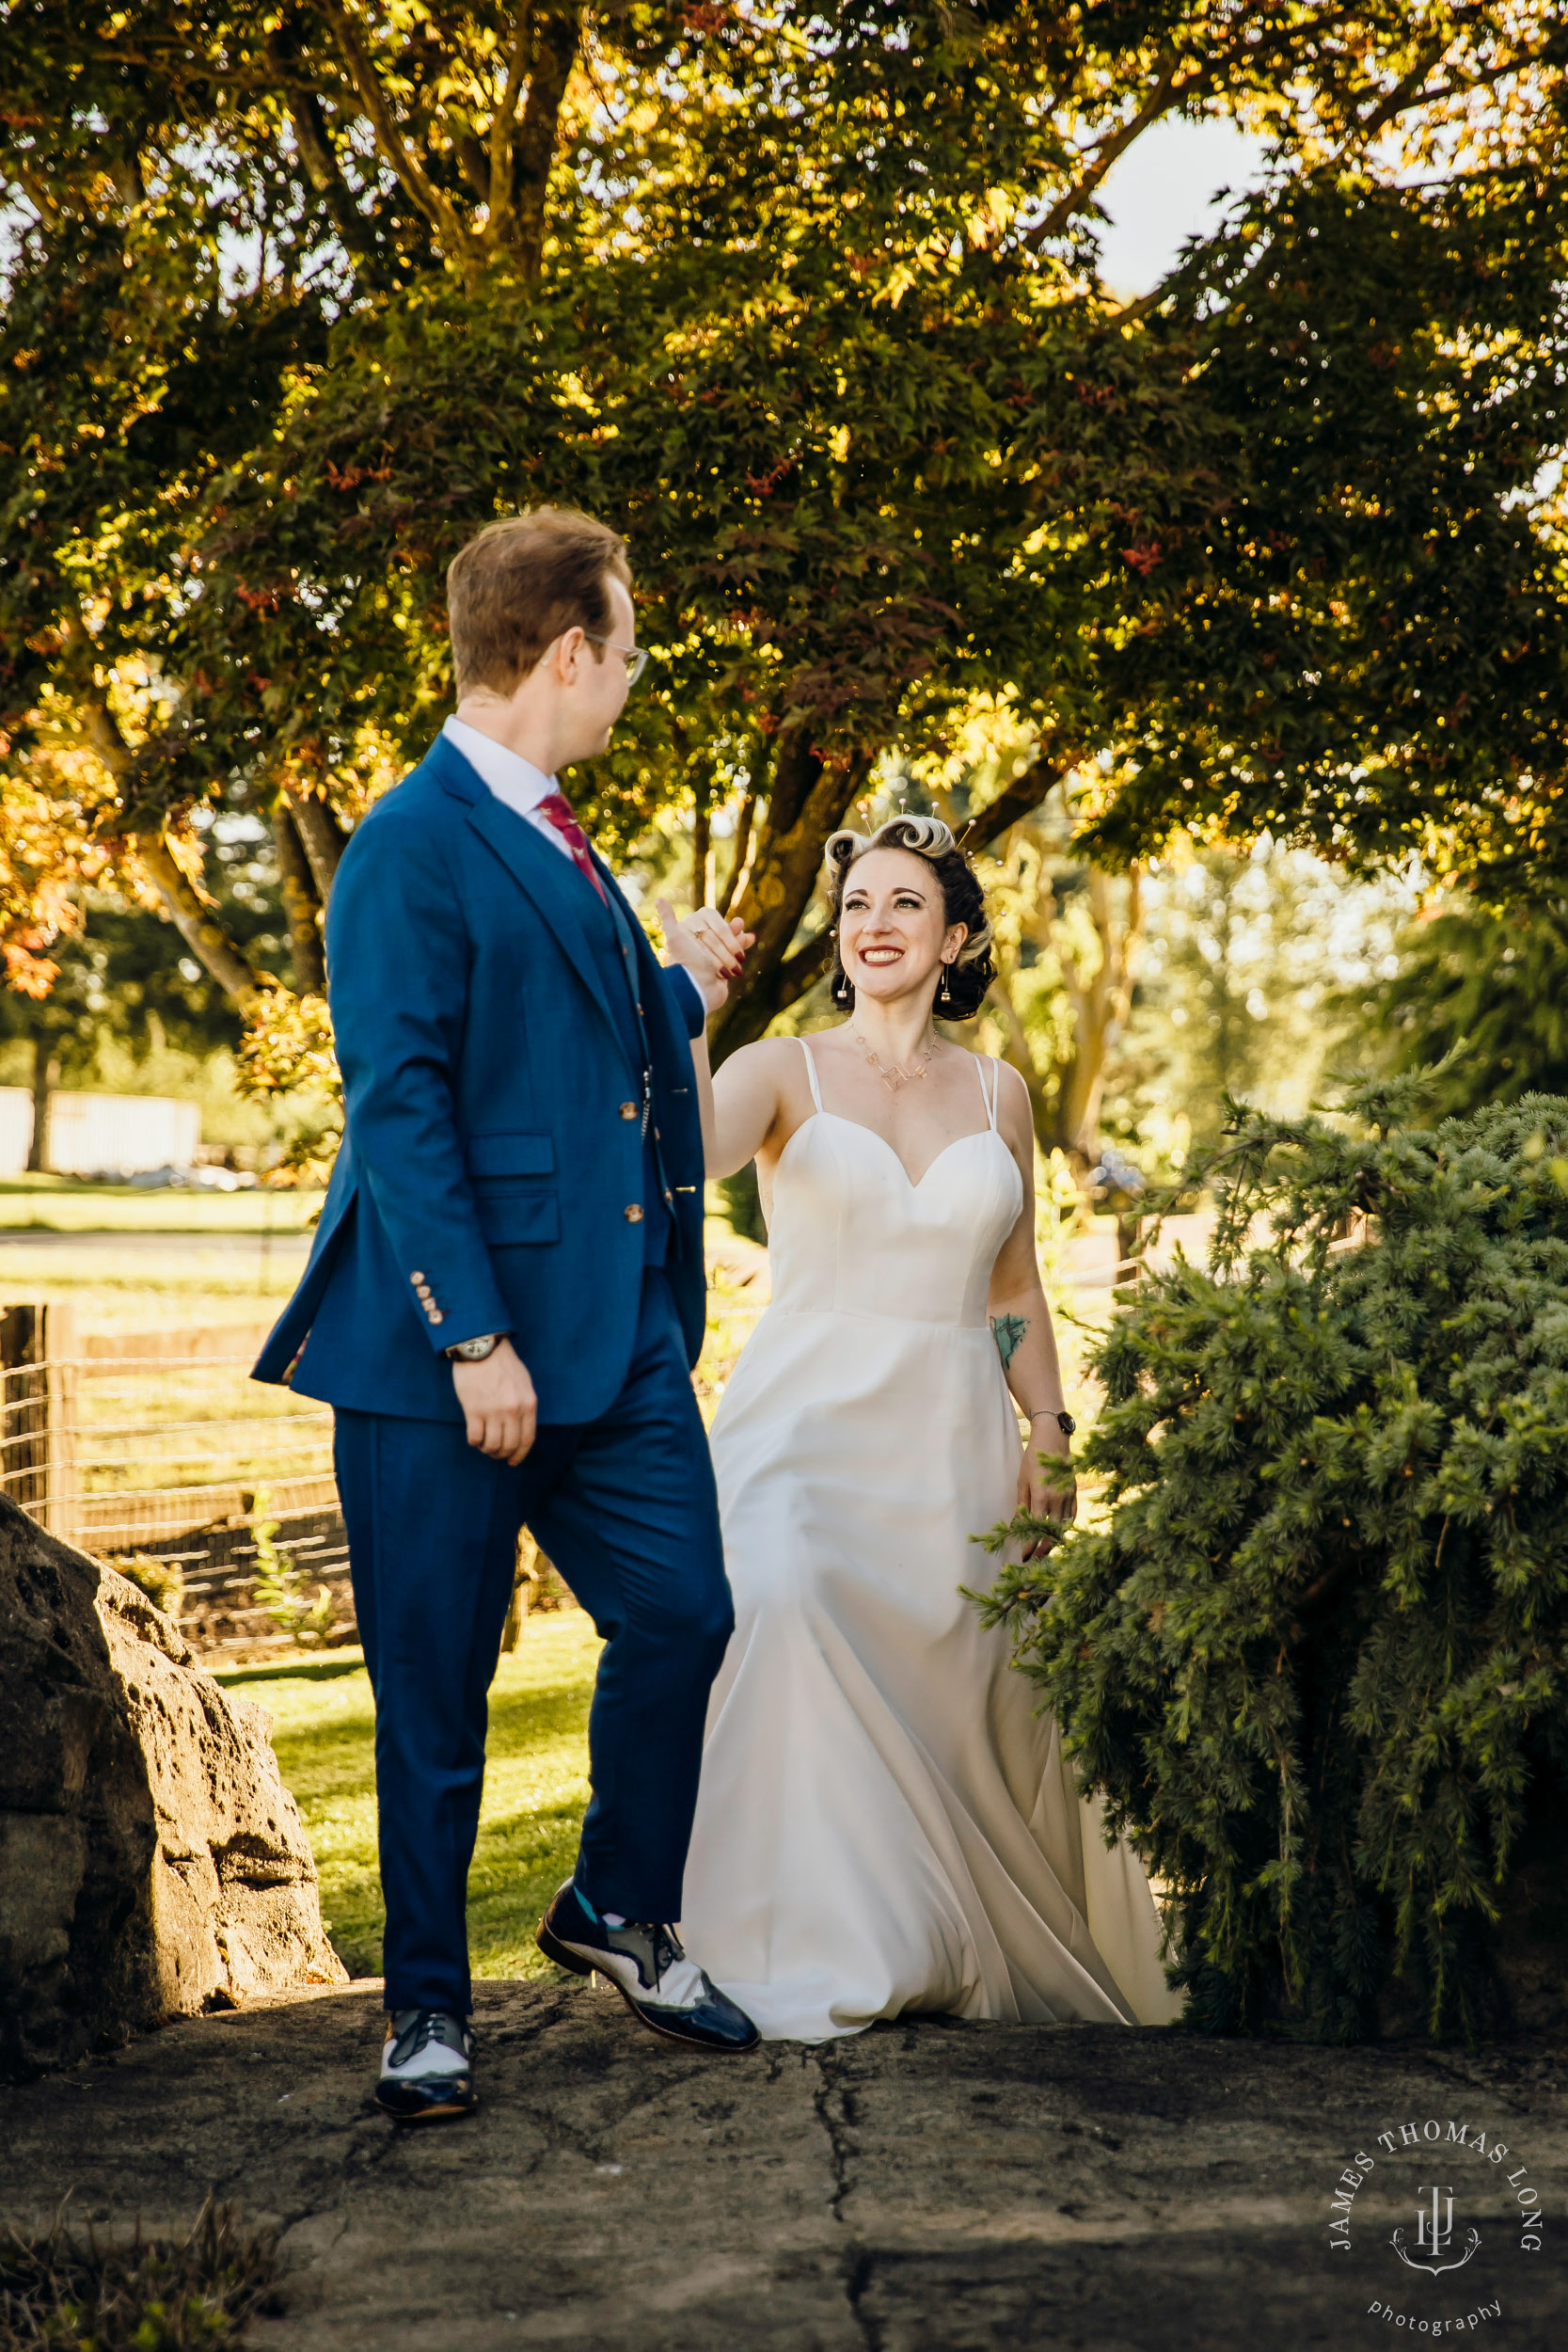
(1, 1980, 1564, 2351)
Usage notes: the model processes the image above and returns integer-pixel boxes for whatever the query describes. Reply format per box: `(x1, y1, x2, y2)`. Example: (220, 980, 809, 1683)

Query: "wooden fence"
(0, 1304, 352, 1661)
(0, 1217, 1235, 1661)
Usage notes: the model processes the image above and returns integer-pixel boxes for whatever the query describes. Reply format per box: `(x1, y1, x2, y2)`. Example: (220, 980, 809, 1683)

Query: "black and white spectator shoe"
(374, 2007, 477, 2122)
(537, 1882, 760, 2054)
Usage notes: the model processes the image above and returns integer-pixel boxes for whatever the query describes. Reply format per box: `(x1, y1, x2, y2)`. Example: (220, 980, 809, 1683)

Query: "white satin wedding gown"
(679, 1039, 1180, 2042)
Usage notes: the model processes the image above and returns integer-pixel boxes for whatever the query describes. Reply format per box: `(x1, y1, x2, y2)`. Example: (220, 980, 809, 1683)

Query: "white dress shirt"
(440, 714, 709, 1033)
(442, 714, 578, 863)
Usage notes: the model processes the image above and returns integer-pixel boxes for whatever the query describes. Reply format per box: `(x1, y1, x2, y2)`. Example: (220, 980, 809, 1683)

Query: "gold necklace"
(847, 1022, 935, 1093)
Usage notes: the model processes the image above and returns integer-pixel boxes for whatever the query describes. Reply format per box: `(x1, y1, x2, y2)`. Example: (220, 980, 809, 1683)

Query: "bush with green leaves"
(977, 1079, 1568, 2041)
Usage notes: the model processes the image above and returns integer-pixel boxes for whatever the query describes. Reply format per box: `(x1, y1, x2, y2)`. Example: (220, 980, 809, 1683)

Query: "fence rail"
(0, 1302, 347, 1660)
(1, 1222, 1245, 1660)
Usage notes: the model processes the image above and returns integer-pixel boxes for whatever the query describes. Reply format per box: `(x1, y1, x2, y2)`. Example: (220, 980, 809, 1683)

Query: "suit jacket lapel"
(447, 763, 637, 1084)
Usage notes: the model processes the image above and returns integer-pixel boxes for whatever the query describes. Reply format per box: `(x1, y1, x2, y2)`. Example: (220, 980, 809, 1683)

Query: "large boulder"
(0, 1497, 344, 2080)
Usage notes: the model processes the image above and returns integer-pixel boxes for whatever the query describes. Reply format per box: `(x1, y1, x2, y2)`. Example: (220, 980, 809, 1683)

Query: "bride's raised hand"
(1019, 1417, 1077, 1561)
(656, 898, 755, 1011)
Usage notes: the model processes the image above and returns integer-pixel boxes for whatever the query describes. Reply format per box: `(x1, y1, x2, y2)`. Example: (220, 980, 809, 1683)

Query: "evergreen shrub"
(978, 1080, 1568, 2041)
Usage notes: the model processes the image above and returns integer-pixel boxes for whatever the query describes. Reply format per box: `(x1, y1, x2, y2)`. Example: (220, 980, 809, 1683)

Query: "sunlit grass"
(230, 1611, 604, 1982)
(0, 1176, 325, 1233)
(0, 1242, 308, 1322)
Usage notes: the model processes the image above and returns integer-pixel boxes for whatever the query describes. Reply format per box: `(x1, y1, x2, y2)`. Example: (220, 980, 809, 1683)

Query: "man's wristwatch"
(1031, 1408, 1076, 1437)
(445, 1333, 507, 1363)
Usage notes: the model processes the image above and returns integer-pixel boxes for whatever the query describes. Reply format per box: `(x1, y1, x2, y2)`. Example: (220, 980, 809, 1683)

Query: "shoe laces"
(390, 2008, 467, 2065)
(606, 1919, 686, 1994)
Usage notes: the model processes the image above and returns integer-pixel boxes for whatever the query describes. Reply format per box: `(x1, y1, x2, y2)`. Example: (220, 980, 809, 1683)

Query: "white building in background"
(0, 1088, 201, 1177)
(0, 1091, 31, 1174)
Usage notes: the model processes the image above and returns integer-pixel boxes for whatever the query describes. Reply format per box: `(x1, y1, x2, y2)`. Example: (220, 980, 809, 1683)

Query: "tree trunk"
(290, 794, 349, 903)
(692, 797, 712, 911)
(26, 1040, 56, 1175)
(272, 806, 326, 994)
(710, 733, 872, 1059)
(1047, 866, 1144, 1163)
(716, 789, 757, 918)
(135, 835, 269, 1016)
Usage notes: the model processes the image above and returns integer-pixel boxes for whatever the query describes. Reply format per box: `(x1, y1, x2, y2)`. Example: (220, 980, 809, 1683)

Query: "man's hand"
(656, 898, 754, 1012)
(1018, 1415, 1077, 1561)
(451, 1338, 538, 1465)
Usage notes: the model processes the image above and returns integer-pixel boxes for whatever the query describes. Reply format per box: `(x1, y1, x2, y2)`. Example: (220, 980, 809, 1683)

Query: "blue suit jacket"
(252, 733, 707, 1424)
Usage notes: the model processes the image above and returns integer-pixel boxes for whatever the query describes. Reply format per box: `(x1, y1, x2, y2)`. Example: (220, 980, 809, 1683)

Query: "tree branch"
(67, 655, 274, 1016)
(275, 63, 376, 258)
(770, 926, 834, 1015)
(1026, 60, 1184, 250)
(716, 787, 758, 917)
(986, 977, 1053, 1145)
(273, 805, 326, 993)
(512, 5, 579, 277)
(321, 0, 476, 267)
(969, 745, 1077, 845)
(134, 834, 270, 1015)
(289, 792, 349, 901)
(487, 3, 536, 237)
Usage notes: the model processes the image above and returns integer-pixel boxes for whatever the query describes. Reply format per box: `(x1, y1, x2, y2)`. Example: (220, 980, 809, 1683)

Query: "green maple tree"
(2, 3, 1565, 1086)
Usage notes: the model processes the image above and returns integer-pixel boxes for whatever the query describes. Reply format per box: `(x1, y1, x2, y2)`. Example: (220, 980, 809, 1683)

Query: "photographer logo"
(1391, 2185, 1480, 2279)
(1323, 2112, 1548, 2333)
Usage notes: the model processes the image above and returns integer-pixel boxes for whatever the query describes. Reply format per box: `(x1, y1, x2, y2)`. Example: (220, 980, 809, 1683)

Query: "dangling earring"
(938, 961, 953, 1009)
(832, 966, 854, 1009)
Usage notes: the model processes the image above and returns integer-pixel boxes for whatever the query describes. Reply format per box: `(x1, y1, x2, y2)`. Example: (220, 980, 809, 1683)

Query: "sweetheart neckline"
(778, 1109, 1015, 1194)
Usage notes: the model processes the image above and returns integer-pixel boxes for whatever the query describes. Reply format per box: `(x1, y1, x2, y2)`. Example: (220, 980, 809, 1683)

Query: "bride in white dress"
(668, 816, 1178, 2042)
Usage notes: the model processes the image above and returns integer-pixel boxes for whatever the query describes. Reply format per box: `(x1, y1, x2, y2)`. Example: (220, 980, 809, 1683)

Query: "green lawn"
(0, 1175, 325, 1233)
(223, 1610, 602, 1983)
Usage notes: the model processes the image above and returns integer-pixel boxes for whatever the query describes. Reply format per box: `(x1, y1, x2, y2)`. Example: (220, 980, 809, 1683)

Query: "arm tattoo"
(990, 1311, 1028, 1369)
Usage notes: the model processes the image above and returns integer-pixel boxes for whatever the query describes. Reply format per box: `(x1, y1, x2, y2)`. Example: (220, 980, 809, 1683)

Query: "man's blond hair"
(446, 507, 632, 699)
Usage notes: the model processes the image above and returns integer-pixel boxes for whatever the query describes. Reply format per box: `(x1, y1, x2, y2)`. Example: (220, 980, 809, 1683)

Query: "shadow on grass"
(261, 1638, 599, 1985)
(214, 1652, 366, 1690)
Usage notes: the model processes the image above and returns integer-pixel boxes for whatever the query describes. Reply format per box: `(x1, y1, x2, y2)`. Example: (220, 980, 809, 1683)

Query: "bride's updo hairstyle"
(823, 815, 995, 1020)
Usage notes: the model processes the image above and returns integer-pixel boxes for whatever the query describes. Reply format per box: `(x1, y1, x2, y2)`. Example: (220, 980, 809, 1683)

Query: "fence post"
(0, 1302, 79, 1542)
(45, 1302, 78, 1542)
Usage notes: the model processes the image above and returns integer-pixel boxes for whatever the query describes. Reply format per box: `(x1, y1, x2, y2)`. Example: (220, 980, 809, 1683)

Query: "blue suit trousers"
(332, 1268, 733, 2015)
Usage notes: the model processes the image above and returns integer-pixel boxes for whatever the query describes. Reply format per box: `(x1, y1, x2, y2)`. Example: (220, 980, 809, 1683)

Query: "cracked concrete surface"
(1, 1981, 1565, 2349)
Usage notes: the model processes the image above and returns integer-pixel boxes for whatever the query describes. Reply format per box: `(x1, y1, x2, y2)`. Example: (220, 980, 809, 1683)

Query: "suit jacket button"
(619, 1102, 637, 1120)
(663, 1188, 673, 1204)
(410, 1271, 425, 1284)
(430, 1310, 445, 1325)
(624, 1204, 644, 1223)
(635, 1000, 644, 1014)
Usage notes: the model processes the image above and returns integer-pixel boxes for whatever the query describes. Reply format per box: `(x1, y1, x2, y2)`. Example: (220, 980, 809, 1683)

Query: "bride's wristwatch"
(1031, 1409, 1076, 1436)
(445, 1332, 507, 1362)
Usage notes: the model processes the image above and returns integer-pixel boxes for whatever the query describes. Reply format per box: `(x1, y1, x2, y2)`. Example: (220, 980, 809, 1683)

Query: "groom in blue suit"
(254, 507, 757, 2119)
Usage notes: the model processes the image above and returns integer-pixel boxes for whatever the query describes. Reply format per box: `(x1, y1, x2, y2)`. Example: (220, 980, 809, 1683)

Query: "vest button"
(624, 1203, 644, 1223)
(619, 1102, 637, 1120)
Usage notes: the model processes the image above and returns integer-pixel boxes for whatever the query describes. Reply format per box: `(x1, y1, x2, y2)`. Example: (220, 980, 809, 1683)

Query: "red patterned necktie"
(535, 789, 608, 904)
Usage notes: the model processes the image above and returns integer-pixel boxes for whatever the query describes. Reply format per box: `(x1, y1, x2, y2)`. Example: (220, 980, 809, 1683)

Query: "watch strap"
(445, 1332, 504, 1362)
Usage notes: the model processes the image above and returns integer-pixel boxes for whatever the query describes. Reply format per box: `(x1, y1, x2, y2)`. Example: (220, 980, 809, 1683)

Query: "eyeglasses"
(584, 633, 650, 686)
